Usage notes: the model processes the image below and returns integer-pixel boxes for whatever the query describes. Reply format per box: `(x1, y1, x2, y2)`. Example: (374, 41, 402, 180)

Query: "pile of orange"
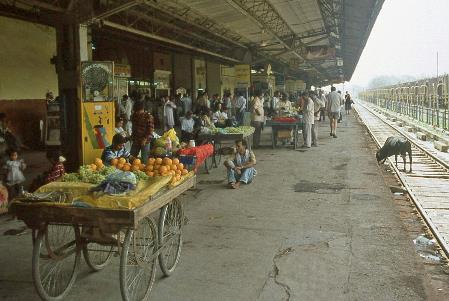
(109, 157, 145, 172)
(144, 157, 188, 184)
(89, 158, 104, 171)
(104, 157, 188, 184)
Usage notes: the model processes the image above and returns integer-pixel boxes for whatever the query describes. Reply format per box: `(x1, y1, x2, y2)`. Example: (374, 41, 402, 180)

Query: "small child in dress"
(4, 148, 26, 199)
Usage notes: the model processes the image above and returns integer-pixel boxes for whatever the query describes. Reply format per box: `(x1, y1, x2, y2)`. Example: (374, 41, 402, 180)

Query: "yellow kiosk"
(80, 61, 116, 165)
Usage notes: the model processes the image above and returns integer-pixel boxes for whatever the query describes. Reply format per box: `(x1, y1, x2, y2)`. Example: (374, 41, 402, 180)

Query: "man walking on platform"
(235, 93, 247, 125)
(318, 90, 327, 121)
(311, 91, 325, 146)
(326, 86, 344, 138)
(300, 92, 314, 148)
(337, 90, 343, 123)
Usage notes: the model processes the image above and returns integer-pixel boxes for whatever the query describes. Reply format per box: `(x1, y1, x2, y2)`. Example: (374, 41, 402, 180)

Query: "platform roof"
(0, 0, 384, 85)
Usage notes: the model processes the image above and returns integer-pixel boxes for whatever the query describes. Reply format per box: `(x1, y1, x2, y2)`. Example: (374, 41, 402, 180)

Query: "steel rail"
(359, 101, 449, 171)
(354, 101, 449, 258)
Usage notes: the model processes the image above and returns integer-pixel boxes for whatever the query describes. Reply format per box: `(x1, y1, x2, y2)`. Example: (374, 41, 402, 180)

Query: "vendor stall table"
(10, 175, 196, 301)
(198, 132, 253, 168)
(265, 119, 304, 149)
(178, 144, 214, 174)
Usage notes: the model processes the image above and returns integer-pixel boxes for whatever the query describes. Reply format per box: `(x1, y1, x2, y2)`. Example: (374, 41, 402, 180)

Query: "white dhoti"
(303, 123, 312, 147)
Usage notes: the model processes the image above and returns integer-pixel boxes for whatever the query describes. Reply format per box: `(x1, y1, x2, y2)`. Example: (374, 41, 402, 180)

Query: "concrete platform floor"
(1, 113, 449, 300)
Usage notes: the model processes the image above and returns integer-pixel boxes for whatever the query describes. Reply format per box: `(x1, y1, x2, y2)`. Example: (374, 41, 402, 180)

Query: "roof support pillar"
(55, 23, 82, 170)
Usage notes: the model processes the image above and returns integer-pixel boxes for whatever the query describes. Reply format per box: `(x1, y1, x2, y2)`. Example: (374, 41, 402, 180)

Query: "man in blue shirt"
(101, 134, 133, 165)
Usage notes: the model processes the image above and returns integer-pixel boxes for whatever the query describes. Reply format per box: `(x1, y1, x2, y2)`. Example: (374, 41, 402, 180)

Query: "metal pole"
(437, 52, 440, 126)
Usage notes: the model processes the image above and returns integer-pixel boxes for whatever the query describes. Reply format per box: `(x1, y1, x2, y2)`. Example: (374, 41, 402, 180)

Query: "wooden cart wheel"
(120, 216, 158, 301)
(32, 224, 80, 301)
(158, 199, 183, 276)
(82, 242, 114, 272)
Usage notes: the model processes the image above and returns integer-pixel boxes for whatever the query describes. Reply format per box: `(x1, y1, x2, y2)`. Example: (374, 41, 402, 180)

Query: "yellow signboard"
(114, 64, 131, 77)
(234, 64, 250, 85)
(81, 102, 115, 164)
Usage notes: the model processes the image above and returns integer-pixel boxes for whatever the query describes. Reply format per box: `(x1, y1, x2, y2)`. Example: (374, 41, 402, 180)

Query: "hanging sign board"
(235, 64, 250, 86)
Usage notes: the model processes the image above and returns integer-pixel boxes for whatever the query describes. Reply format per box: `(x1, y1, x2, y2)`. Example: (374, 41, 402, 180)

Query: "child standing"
(4, 148, 26, 199)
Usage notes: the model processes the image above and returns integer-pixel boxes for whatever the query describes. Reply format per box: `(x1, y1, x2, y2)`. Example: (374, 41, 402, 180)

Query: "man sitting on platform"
(212, 106, 229, 128)
(181, 111, 196, 142)
(224, 139, 257, 189)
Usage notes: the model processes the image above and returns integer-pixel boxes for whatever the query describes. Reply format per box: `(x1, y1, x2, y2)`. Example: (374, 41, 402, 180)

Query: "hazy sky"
(349, 0, 449, 87)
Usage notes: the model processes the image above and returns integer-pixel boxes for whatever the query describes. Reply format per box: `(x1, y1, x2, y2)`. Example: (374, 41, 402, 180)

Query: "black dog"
(376, 136, 412, 172)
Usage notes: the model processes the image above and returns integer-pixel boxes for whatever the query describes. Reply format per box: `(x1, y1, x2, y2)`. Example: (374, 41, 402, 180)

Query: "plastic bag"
(162, 128, 179, 144)
(105, 171, 137, 185)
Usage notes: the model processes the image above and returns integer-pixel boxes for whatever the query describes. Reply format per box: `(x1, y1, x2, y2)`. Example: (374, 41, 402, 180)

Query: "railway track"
(354, 101, 449, 258)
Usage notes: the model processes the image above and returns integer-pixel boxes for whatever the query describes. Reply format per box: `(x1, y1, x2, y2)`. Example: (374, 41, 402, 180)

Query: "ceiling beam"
(225, 0, 329, 79)
(304, 35, 329, 46)
(122, 8, 233, 50)
(83, 0, 145, 24)
(13, 0, 66, 12)
(103, 20, 241, 63)
(141, 1, 248, 49)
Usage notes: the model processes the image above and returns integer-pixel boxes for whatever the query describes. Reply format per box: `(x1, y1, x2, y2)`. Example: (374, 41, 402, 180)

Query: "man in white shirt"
(212, 107, 229, 127)
(181, 92, 192, 116)
(300, 92, 314, 148)
(119, 94, 133, 122)
(318, 90, 327, 121)
(235, 93, 247, 125)
(118, 94, 133, 135)
(251, 91, 264, 148)
(223, 92, 233, 117)
(326, 86, 344, 138)
(311, 91, 325, 146)
(163, 96, 177, 130)
(272, 91, 280, 114)
(181, 111, 196, 142)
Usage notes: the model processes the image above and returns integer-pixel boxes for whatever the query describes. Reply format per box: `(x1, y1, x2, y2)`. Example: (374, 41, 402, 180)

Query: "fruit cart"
(265, 118, 303, 149)
(10, 175, 196, 301)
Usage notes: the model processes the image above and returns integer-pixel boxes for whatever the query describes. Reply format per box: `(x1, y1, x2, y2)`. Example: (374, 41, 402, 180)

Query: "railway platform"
(1, 110, 449, 300)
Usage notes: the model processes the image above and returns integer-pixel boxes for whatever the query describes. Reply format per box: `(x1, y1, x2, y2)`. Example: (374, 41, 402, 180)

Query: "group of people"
(112, 99, 155, 165)
(116, 90, 249, 131)
(248, 87, 354, 149)
(223, 88, 354, 190)
(300, 87, 353, 146)
(0, 112, 67, 202)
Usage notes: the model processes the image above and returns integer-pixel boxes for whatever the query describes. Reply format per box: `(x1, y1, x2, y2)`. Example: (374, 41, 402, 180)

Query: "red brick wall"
(0, 99, 47, 149)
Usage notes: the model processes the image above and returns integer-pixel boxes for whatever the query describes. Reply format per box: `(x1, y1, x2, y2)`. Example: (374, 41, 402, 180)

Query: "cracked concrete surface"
(1, 115, 449, 300)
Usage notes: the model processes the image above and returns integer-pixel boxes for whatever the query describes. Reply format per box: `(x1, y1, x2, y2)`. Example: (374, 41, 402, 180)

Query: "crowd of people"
(0, 87, 353, 200)
(222, 87, 353, 188)
(112, 87, 353, 190)
(114, 90, 250, 151)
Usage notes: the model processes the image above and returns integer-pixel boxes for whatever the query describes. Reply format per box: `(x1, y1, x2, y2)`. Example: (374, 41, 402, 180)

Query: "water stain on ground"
(351, 193, 381, 201)
(294, 180, 346, 194)
(333, 163, 348, 170)
(363, 172, 378, 176)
